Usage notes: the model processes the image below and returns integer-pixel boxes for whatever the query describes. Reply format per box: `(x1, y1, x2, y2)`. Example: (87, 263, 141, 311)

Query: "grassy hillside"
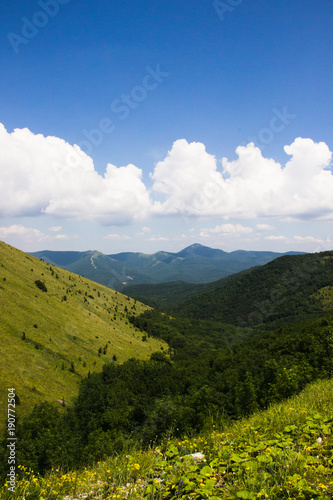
(4, 377, 333, 499)
(314, 285, 333, 311)
(0, 241, 166, 424)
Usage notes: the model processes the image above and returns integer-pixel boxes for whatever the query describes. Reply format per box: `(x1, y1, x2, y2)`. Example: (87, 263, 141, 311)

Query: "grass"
(2, 377, 332, 499)
(0, 241, 167, 427)
(313, 286, 333, 311)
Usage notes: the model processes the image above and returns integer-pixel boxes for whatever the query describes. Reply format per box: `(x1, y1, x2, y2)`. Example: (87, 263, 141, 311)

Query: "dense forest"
(125, 251, 333, 326)
(1, 309, 332, 478)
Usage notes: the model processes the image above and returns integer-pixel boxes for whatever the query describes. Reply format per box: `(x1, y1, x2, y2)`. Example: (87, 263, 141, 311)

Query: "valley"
(125, 251, 333, 327)
(1, 240, 332, 499)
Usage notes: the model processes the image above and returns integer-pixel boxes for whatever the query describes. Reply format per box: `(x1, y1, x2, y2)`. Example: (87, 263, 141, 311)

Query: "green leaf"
(242, 460, 258, 470)
(165, 444, 179, 457)
(201, 478, 216, 493)
(236, 491, 256, 499)
(230, 453, 243, 463)
(284, 424, 297, 432)
(200, 465, 213, 476)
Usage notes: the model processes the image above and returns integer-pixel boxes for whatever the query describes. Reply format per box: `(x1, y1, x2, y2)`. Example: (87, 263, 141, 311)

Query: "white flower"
(188, 452, 205, 461)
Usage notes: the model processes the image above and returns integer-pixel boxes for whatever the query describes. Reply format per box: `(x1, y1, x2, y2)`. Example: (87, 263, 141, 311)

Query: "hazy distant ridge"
(31, 243, 303, 291)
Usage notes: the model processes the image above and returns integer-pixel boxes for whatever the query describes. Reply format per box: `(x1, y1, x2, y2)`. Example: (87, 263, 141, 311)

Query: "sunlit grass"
(0, 241, 167, 427)
(313, 285, 333, 311)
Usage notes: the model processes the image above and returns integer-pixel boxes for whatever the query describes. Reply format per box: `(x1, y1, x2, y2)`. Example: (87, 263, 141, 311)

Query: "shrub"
(35, 280, 47, 292)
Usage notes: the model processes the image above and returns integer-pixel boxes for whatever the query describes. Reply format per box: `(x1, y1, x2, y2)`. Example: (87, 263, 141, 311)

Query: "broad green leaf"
(200, 465, 213, 476)
(236, 491, 256, 499)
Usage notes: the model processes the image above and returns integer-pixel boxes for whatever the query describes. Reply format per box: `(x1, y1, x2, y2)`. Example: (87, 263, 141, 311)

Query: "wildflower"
(188, 452, 205, 461)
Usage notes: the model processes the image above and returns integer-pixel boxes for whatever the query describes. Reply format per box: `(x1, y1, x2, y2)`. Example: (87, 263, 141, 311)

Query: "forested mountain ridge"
(175, 251, 333, 327)
(123, 268, 253, 310)
(30, 244, 302, 290)
(125, 251, 333, 327)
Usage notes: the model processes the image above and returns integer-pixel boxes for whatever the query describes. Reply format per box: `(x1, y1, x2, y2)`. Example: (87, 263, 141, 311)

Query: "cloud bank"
(0, 123, 332, 224)
(0, 224, 69, 243)
(0, 123, 150, 224)
(151, 138, 333, 219)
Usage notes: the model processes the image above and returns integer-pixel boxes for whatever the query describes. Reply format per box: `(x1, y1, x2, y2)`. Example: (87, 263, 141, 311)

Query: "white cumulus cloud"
(265, 235, 288, 241)
(256, 224, 275, 231)
(104, 233, 130, 240)
(0, 224, 72, 245)
(151, 137, 333, 219)
(151, 139, 225, 215)
(0, 124, 332, 224)
(0, 123, 151, 224)
(0, 224, 47, 240)
(200, 223, 253, 238)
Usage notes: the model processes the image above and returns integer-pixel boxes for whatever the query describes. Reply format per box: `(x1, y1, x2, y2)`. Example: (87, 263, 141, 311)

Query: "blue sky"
(1, 0, 332, 254)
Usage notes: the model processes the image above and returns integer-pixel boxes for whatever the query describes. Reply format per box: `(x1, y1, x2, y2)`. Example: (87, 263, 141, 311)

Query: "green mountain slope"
(31, 249, 154, 290)
(175, 251, 333, 326)
(123, 269, 254, 310)
(0, 241, 166, 424)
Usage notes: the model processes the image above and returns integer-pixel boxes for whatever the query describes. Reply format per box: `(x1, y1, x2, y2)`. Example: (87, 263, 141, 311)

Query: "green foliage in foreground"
(1, 378, 332, 499)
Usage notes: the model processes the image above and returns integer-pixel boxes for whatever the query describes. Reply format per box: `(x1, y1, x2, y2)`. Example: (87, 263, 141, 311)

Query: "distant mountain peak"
(30, 245, 304, 290)
(188, 243, 203, 248)
(177, 243, 227, 258)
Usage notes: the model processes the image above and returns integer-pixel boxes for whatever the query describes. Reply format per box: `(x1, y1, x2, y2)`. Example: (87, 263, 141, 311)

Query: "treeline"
(126, 252, 333, 327)
(1, 312, 332, 478)
(175, 252, 333, 326)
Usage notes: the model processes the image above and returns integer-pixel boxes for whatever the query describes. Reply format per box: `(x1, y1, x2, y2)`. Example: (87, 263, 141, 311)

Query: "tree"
(34, 280, 47, 292)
